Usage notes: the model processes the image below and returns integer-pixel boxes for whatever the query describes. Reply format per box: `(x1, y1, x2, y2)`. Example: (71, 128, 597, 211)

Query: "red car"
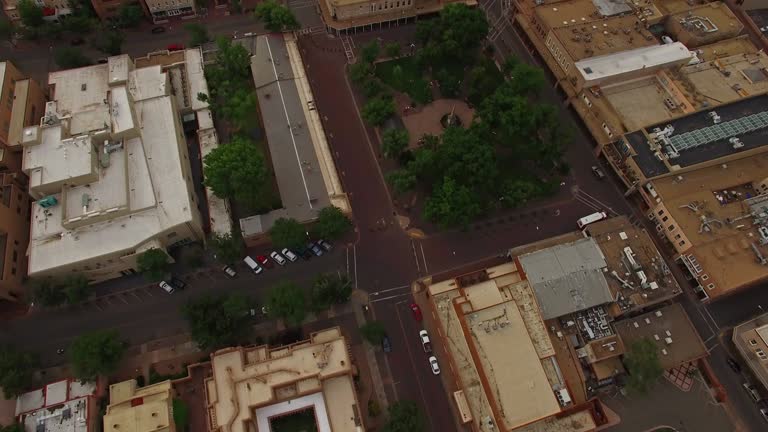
(410, 303, 422, 321)
(256, 255, 274, 269)
(167, 43, 185, 51)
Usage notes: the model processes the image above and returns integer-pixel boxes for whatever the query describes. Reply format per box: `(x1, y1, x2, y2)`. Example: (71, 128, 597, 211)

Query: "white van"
(577, 211, 608, 229)
(243, 256, 264, 274)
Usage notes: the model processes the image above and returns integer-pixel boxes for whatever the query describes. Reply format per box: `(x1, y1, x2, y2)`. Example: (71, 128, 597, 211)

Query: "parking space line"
(353, 244, 358, 289)
(411, 240, 421, 273)
(371, 292, 411, 303)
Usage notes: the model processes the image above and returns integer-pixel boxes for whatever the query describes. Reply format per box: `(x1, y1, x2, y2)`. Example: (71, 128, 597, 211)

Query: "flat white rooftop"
(575, 42, 692, 82)
(24, 58, 199, 276)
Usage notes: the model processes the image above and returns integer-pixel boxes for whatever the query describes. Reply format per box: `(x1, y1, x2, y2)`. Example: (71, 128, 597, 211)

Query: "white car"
(419, 330, 432, 353)
(159, 281, 175, 294)
(270, 251, 287, 266)
(281, 248, 298, 262)
(428, 356, 440, 375)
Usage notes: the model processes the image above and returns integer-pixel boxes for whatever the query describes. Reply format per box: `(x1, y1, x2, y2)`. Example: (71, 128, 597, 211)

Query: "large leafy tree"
(360, 40, 380, 64)
(503, 56, 546, 96)
(314, 206, 351, 240)
(624, 338, 663, 394)
(0, 347, 37, 398)
(185, 22, 209, 47)
(424, 177, 482, 228)
(381, 128, 409, 159)
(416, 3, 488, 67)
(93, 29, 124, 55)
(0, 424, 23, 432)
(0, 18, 13, 43)
(54, 47, 91, 69)
(18, 0, 43, 28)
(310, 273, 351, 311)
(254, 0, 299, 32)
(361, 97, 395, 127)
(269, 217, 306, 250)
(69, 330, 126, 381)
(64, 274, 91, 305)
(117, 4, 143, 28)
(60, 15, 94, 34)
(359, 321, 386, 345)
(182, 294, 250, 350)
(211, 231, 244, 265)
(266, 281, 306, 326)
(137, 248, 169, 281)
(386, 169, 417, 195)
(203, 136, 270, 210)
(382, 401, 425, 432)
(30, 278, 66, 307)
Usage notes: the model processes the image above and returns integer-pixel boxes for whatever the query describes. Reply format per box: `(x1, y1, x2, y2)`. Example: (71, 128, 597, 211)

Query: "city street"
(3, 1, 768, 431)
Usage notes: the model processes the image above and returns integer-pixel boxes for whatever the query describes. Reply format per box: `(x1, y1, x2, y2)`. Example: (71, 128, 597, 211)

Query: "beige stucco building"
(205, 327, 363, 432)
(144, 0, 195, 21)
(22, 54, 204, 283)
(104, 379, 176, 432)
(319, 0, 477, 33)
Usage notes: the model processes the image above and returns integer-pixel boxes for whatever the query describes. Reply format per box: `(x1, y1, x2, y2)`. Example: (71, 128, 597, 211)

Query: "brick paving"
(400, 99, 475, 148)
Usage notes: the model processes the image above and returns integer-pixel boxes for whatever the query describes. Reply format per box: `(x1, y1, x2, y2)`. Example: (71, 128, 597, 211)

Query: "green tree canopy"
(269, 217, 307, 250)
(361, 97, 395, 127)
(0, 18, 13, 42)
(503, 57, 546, 96)
(424, 176, 482, 228)
(137, 248, 169, 281)
(18, 0, 44, 27)
(60, 15, 94, 34)
(69, 330, 126, 381)
(310, 273, 351, 311)
(211, 231, 244, 265)
(384, 42, 401, 58)
(185, 22, 209, 46)
(172, 399, 189, 431)
(30, 278, 66, 307)
(416, 3, 488, 67)
(64, 274, 91, 305)
(624, 338, 663, 394)
(359, 321, 386, 345)
(267, 281, 306, 326)
(54, 47, 91, 69)
(0, 423, 23, 432)
(203, 136, 270, 210)
(381, 128, 409, 159)
(360, 40, 380, 64)
(0, 347, 37, 398)
(349, 61, 372, 85)
(382, 401, 425, 432)
(182, 293, 251, 350)
(314, 206, 352, 240)
(117, 4, 143, 28)
(386, 169, 417, 195)
(93, 29, 124, 55)
(254, 0, 299, 32)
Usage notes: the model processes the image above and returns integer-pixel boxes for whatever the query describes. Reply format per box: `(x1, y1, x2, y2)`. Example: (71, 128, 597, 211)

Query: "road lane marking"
(353, 244, 358, 289)
(420, 243, 429, 275)
(411, 240, 421, 273)
(371, 285, 410, 296)
(370, 292, 412, 303)
(702, 305, 721, 330)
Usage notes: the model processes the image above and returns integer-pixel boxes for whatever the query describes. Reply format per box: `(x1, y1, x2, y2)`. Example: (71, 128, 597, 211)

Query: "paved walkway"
(401, 99, 475, 148)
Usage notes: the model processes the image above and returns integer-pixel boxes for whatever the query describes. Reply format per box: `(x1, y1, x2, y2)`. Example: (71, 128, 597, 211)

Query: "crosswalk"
(287, 0, 317, 9)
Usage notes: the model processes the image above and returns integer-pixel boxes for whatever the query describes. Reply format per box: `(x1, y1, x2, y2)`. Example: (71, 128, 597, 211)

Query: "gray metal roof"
(518, 237, 613, 320)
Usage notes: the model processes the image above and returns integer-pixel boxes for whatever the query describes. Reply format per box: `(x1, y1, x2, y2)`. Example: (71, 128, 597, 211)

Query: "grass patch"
(173, 399, 189, 432)
(375, 57, 432, 105)
(270, 408, 318, 432)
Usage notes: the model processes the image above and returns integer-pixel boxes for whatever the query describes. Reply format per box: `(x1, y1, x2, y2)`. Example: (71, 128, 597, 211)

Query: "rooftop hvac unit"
(729, 137, 744, 149)
(623, 246, 640, 270)
(38, 196, 58, 208)
(655, 310, 663, 317)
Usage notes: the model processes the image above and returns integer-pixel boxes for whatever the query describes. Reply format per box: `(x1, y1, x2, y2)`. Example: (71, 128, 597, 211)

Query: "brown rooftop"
(585, 334, 625, 363)
(584, 216, 682, 315)
(534, 0, 600, 31)
(667, 2, 742, 48)
(552, 15, 657, 61)
(614, 303, 706, 370)
(651, 156, 768, 297)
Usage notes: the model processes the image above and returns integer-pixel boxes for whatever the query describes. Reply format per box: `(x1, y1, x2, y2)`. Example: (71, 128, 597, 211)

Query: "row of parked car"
(726, 357, 768, 422)
(381, 303, 441, 375)
(222, 239, 334, 277)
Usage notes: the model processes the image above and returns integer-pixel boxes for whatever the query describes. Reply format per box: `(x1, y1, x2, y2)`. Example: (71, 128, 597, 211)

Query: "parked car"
(591, 165, 605, 180)
(97, 58, 108, 64)
(308, 242, 323, 257)
(419, 330, 432, 353)
(70, 37, 85, 46)
(158, 281, 175, 294)
(318, 239, 332, 251)
(257, 255, 274, 269)
(222, 265, 237, 278)
(726, 357, 741, 373)
(410, 303, 423, 321)
(428, 356, 440, 375)
(281, 248, 298, 262)
(382, 335, 392, 353)
(297, 247, 313, 260)
(270, 251, 287, 266)
(167, 43, 185, 51)
(170, 276, 186, 290)
(243, 256, 264, 274)
(760, 406, 768, 422)
(151, 26, 166, 34)
(744, 382, 762, 402)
